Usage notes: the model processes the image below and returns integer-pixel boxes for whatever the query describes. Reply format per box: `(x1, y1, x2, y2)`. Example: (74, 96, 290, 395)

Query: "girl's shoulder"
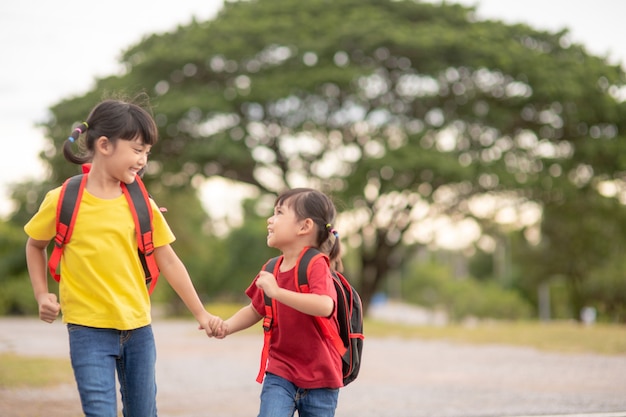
(309, 251, 331, 270)
(38, 185, 64, 211)
(307, 254, 332, 283)
(47, 184, 64, 197)
(24, 185, 63, 239)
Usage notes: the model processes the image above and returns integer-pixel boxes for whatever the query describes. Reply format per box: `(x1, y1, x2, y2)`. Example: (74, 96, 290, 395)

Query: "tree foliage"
(10, 0, 626, 318)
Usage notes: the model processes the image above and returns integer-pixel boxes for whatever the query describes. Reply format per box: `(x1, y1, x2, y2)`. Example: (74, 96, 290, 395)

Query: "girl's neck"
(84, 168, 123, 199)
(279, 244, 315, 271)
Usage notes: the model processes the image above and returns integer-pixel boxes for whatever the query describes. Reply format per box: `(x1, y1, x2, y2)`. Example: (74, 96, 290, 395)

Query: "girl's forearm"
(226, 304, 261, 335)
(156, 245, 207, 319)
(274, 289, 334, 317)
(25, 239, 50, 299)
(165, 269, 207, 319)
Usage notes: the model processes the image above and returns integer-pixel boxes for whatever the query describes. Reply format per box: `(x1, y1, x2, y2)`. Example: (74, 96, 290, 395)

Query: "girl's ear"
(298, 218, 315, 235)
(95, 136, 112, 155)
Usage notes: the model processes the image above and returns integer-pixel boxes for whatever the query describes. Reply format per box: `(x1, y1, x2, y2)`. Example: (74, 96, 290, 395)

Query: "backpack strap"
(49, 174, 87, 282)
(121, 177, 160, 294)
(48, 169, 160, 294)
(297, 247, 347, 356)
(257, 256, 281, 383)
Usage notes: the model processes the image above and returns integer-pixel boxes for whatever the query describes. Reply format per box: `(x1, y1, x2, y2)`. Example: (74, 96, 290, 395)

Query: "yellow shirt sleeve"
(24, 186, 60, 242)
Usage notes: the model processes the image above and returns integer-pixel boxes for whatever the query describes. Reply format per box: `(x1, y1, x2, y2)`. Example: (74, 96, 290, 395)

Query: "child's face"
(111, 136, 151, 184)
(266, 201, 303, 250)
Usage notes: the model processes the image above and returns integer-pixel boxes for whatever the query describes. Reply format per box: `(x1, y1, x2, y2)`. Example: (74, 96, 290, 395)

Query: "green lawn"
(0, 353, 73, 388)
(363, 319, 626, 355)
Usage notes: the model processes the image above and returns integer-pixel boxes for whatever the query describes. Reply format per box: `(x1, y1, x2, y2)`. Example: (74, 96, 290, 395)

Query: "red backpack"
(48, 164, 160, 294)
(258, 246, 364, 386)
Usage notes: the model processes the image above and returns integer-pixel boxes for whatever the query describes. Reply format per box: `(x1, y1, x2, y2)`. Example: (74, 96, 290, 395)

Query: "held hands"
(203, 271, 277, 341)
(198, 314, 229, 339)
(37, 293, 61, 323)
(212, 321, 229, 339)
(198, 312, 224, 338)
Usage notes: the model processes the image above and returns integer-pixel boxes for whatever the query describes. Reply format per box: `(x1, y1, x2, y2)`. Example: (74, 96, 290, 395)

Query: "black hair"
(63, 95, 158, 165)
(275, 188, 343, 272)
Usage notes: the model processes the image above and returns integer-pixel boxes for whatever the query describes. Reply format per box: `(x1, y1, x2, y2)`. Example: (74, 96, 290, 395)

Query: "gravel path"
(1, 317, 625, 417)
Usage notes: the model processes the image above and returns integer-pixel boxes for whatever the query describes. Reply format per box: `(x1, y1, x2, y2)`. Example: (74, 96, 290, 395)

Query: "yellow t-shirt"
(24, 184, 175, 330)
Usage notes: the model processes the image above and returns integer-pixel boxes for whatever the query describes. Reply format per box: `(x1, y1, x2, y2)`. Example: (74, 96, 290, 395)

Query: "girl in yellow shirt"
(24, 96, 222, 417)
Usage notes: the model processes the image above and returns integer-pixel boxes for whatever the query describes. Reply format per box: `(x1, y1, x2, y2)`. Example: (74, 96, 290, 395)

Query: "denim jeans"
(67, 324, 157, 417)
(258, 373, 339, 417)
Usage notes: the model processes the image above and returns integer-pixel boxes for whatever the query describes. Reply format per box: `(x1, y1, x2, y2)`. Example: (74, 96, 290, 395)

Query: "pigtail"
(63, 122, 91, 165)
(325, 223, 344, 272)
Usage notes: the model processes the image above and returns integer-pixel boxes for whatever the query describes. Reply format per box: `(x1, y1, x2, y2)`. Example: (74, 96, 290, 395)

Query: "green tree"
(10, 0, 626, 318)
(517, 188, 626, 318)
(402, 259, 532, 321)
(0, 221, 38, 315)
(585, 256, 626, 322)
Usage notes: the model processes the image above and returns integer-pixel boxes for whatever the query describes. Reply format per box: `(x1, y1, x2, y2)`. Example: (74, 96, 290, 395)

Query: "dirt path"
(1, 317, 625, 417)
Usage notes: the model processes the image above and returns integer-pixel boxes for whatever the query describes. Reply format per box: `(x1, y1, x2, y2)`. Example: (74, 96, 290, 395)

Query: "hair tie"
(325, 223, 338, 238)
(67, 121, 88, 142)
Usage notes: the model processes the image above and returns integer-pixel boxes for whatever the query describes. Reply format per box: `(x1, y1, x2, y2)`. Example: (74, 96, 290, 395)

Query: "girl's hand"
(255, 271, 279, 298)
(208, 314, 228, 339)
(213, 321, 229, 339)
(37, 293, 61, 323)
(198, 312, 223, 338)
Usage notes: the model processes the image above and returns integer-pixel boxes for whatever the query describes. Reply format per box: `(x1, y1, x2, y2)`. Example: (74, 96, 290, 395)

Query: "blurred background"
(2, 0, 626, 326)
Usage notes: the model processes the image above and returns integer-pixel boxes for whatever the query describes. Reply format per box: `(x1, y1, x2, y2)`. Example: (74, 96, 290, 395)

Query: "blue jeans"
(258, 373, 339, 417)
(67, 324, 157, 417)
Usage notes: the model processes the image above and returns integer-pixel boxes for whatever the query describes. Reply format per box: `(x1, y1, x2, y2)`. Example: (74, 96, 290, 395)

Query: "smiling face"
(266, 198, 306, 251)
(109, 136, 151, 184)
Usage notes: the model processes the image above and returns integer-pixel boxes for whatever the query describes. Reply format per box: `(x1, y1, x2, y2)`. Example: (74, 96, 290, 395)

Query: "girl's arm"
(154, 244, 222, 336)
(219, 303, 262, 338)
(255, 271, 334, 317)
(25, 237, 61, 323)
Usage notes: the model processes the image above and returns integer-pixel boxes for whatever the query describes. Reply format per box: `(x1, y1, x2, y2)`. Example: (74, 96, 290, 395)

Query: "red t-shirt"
(247, 256, 343, 389)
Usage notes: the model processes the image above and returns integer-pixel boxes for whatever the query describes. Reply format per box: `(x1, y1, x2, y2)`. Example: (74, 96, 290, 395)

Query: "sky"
(1, 0, 625, 219)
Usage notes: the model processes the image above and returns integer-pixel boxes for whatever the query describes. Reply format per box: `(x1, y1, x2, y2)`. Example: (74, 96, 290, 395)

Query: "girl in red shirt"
(217, 188, 343, 417)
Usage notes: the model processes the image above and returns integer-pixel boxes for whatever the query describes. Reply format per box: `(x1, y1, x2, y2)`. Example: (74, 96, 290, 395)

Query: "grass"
(0, 353, 73, 388)
(364, 319, 626, 355)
